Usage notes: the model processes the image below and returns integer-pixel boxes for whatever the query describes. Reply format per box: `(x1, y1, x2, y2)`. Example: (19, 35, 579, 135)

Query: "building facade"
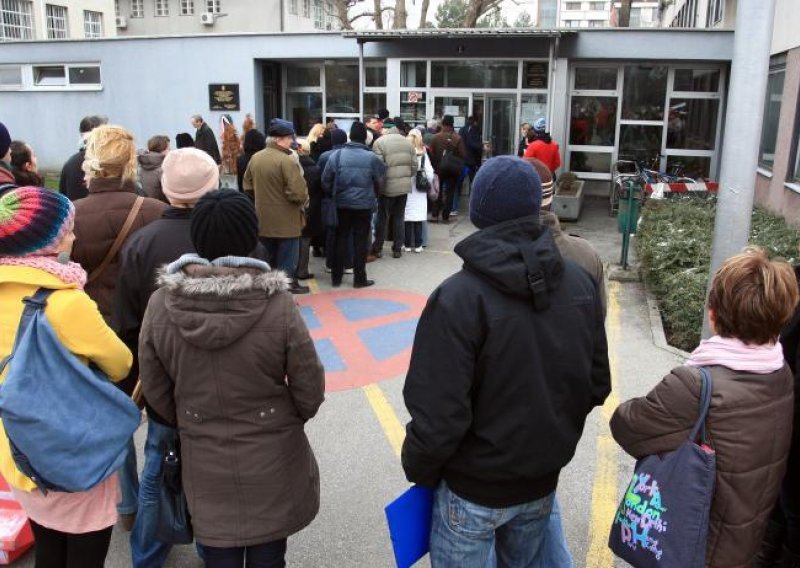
(559, 1, 659, 28)
(660, 0, 735, 29)
(0, 0, 116, 41)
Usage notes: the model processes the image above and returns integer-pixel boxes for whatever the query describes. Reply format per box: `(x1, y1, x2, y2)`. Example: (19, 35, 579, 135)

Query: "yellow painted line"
(362, 383, 406, 458)
(586, 281, 622, 568)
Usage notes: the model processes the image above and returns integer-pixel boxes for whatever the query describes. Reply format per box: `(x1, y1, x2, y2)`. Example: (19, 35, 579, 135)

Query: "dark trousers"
(372, 195, 408, 254)
(259, 237, 299, 279)
(326, 226, 353, 270)
(200, 538, 287, 568)
(404, 222, 423, 248)
(433, 176, 458, 221)
(334, 208, 371, 285)
(30, 521, 113, 568)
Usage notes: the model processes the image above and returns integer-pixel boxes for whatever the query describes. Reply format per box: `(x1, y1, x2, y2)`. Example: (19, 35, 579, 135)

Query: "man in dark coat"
(0, 122, 14, 188)
(58, 115, 107, 201)
(191, 114, 222, 165)
(401, 156, 610, 566)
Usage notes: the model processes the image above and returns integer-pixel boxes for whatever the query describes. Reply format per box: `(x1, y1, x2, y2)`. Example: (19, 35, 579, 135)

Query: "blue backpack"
(0, 288, 140, 493)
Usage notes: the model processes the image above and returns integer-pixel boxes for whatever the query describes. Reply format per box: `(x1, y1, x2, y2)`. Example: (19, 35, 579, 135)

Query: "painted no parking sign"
(296, 289, 427, 392)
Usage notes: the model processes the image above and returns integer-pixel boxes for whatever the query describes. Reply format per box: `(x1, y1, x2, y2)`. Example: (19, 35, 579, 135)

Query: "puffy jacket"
(137, 151, 167, 203)
(321, 143, 386, 211)
(402, 216, 610, 508)
(140, 258, 324, 548)
(58, 150, 88, 201)
(611, 364, 793, 568)
(372, 130, 416, 197)
(524, 139, 561, 173)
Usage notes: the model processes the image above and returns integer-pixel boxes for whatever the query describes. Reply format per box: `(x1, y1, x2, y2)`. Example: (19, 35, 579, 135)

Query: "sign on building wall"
(524, 62, 548, 89)
(209, 84, 240, 111)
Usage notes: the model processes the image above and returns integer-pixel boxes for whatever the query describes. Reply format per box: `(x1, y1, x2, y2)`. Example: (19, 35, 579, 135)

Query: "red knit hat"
(0, 187, 75, 257)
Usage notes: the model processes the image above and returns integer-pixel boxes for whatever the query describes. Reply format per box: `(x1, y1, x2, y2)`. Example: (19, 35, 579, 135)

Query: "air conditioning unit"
(115, 16, 127, 28)
(200, 12, 215, 25)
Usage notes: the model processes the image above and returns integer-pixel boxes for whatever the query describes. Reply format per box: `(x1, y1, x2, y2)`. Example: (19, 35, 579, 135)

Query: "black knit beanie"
(190, 190, 258, 260)
(350, 122, 368, 143)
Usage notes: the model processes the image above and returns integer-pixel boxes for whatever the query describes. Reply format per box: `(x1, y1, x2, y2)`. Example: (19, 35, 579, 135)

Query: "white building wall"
(772, 0, 800, 54)
(15, 0, 116, 40)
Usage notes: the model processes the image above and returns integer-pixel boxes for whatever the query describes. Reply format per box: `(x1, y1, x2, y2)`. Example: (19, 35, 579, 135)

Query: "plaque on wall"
(524, 62, 548, 89)
(209, 84, 240, 111)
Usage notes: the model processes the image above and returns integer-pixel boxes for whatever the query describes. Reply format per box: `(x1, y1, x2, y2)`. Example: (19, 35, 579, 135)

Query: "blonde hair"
(708, 246, 799, 345)
(82, 125, 137, 183)
(297, 138, 311, 156)
(407, 129, 424, 153)
(306, 123, 325, 145)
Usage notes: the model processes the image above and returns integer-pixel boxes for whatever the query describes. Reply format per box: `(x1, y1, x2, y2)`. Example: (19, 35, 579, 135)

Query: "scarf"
(686, 335, 784, 374)
(0, 255, 87, 289)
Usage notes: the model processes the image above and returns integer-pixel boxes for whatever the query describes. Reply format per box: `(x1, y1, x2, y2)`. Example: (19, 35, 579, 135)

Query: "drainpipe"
(280, 0, 285, 32)
(359, 40, 365, 120)
(703, 0, 776, 337)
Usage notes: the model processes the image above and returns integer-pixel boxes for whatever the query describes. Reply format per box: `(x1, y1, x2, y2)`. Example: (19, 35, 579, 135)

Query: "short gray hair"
(266, 136, 279, 146)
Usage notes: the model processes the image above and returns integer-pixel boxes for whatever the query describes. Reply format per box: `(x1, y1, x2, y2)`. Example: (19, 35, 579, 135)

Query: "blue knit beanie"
(533, 117, 547, 134)
(469, 156, 542, 229)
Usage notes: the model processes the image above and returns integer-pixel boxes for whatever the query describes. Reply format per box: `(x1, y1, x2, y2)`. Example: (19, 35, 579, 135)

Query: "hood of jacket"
(138, 152, 166, 171)
(454, 216, 564, 307)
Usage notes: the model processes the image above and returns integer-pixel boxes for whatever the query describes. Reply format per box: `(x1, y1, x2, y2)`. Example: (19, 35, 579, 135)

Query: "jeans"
(259, 237, 300, 279)
(404, 222, 423, 248)
(334, 209, 371, 285)
(372, 195, 408, 254)
(30, 521, 113, 568)
(433, 177, 458, 221)
(199, 538, 287, 568)
(117, 437, 139, 515)
(430, 482, 554, 568)
(130, 419, 178, 568)
(421, 221, 429, 247)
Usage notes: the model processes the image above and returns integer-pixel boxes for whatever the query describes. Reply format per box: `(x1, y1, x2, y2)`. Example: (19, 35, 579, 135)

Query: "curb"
(644, 290, 692, 360)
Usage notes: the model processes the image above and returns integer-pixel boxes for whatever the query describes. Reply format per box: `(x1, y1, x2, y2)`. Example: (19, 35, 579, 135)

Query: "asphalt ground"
(15, 197, 687, 567)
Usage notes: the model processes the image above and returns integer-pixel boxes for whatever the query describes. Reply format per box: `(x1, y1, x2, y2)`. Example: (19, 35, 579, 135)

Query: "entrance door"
(433, 95, 471, 130)
(485, 95, 516, 157)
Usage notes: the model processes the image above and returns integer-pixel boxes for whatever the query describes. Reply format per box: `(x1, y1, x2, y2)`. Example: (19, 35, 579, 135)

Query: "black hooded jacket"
(401, 216, 611, 508)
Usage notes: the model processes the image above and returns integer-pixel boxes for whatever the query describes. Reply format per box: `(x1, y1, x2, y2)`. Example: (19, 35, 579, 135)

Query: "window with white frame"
(0, 0, 34, 41)
(155, 0, 168, 16)
(312, 0, 322, 28)
(588, 19, 604, 27)
(302, 0, 310, 18)
(30, 63, 101, 88)
(0, 65, 22, 88)
(180, 0, 194, 14)
(83, 10, 102, 37)
(114, 0, 119, 17)
(206, 0, 220, 13)
(563, 19, 579, 28)
(325, 0, 334, 28)
(46, 4, 68, 38)
(706, 0, 723, 27)
(130, 0, 144, 17)
(759, 56, 786, 170)
(793, 131, 800, 183)
(288, 0, 297, 15)
(564, 2, 581, 10)
(589, 1, 605, 10)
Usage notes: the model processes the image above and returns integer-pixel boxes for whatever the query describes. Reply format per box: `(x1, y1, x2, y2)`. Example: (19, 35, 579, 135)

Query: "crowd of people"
(0, 110, 798, 568)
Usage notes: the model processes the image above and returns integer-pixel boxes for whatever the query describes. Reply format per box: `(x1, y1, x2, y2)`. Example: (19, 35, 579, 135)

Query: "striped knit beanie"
(0, 187, 75, 257)
(190, 189, 258, 261)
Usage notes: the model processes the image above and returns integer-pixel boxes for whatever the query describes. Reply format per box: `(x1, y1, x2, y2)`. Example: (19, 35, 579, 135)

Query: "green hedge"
(635, 197, 800, 352)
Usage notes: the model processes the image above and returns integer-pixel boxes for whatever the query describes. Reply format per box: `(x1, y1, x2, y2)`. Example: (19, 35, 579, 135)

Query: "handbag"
(156, 438, 193, 544)
(608, 367, 716, 568)
(438, 138, 465, 179)
(0, 289, 141, 493)
(415, 154, 431, 192)
(322, 150, 343, 228)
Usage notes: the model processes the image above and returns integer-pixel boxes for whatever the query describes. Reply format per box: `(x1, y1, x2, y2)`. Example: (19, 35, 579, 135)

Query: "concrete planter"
(552, 179, 585, 221)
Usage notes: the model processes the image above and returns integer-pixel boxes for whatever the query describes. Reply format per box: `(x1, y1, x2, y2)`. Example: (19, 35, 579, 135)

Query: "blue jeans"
(198, 538, 287, 568)
(116, 437, 139, 515)
(430, 482, 554, 568)
(130, 419, 177, 568)
(259, 237, 300, 279)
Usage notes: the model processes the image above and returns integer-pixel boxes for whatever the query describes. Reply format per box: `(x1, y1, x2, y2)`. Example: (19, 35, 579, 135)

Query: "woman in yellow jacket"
(0, 186, 132, 568)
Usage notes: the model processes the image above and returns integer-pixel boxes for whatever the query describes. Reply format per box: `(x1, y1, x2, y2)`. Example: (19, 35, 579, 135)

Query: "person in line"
(9, 140, 43, 187)
(611, 247, 798, 568)
(423, 118, 440, 147)
(243, 118, 310, 294)
(371, 117, 416, 259)
(403, 129, 432, 253)
(517, 122, 531, 157)
(0, 122, 13, 187)
(0, 187, 132, 568)
(191, 115, 221, 165)
(220, 115, 241, 177)
(59, 115, 108, 201)
(306, 123, 326, 162)
(402, 156, 611, 567)
(138, 135, 170, 203)
(429, 115, 465, 224)
(524, 118, 561, 176)
(139, 190, 324, 568)
(365, 115, 383, 145)
(237, 128, 266, 193)
(297, 139, 323, 281)
(321, 122, 385, 289)
(175, 133, 194, 149)
(318, 129, 350, 272)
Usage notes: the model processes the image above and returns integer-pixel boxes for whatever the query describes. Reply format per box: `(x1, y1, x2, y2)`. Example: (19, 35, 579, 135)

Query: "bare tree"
(418, 0, 431, 28)
(394, 0, 408, 28)
(373, 0, 384, 28)
(463, 0, 503, 28)
(618, 0, 632, 26)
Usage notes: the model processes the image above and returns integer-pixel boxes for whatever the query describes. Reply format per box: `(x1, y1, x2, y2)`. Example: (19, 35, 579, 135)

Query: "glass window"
(630, 7, 641, 27)
(400, 91, 426, 125)
(574, 67, 617, 91)
(569, 96, 617, 146)
(590, 1, 605, 9)
(46, 4, 68, 38)
(666, 155, 711, 180)
(312, 0, 322, 28)
(68, 66, 101, 85)
(569, 151, 612, 174)
(431, 61, 517, 89)
(622, 65, 667, 121)
(401, 61, 426, 88)
(0, 66, 21, 87)
(520, 93, 548, 127)
(588, 20, 604, 27)
(302, 0, 310, 18)
(83, 10, 103, 37)
(365, 62, 386, 88)
(155, 0, 168, 16)
(758, 63, 785, 169)
(564, 2, 581, 9)
(0, 0, 34, 40)
(206, 0, 220, 13)
(286, 65, 320, 88)
(364, 93, 387, 120)
(673, 69, 720, 92)
(325, 62, 359, 114)
(33, 65, 66, 86)
(619, 125, 663, 162)
(130, 0, 143, 17)
(706, 0, 723, 26)
(180, 0, 194, 15)
(667, 98, 720, 151)
(794, 140, 800, 182)
(115, 0, 119, 17)
(287, 93, 322, 136)
(288, 0, 297, 14)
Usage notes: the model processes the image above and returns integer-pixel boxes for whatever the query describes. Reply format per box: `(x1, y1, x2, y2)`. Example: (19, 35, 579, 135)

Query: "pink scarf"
(687, 335, 784, 374)
(0, 256, 87, 289)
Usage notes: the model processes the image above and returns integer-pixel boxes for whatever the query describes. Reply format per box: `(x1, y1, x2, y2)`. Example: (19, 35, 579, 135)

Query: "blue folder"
(385, 485, 434, 568)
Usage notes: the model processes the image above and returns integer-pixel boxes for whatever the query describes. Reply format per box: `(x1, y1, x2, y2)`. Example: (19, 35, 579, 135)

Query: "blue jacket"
(316, 144, 345, 183)
(321, 143, 386, 211)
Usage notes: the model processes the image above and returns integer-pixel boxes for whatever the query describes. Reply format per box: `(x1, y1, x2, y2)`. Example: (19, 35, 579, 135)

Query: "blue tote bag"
(609, 367, 716, 568)
(0, 288, 140, 493)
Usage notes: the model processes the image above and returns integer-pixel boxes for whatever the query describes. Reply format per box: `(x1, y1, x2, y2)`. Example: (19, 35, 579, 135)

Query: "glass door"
(433, 94, 471, 130)
(485, 95, 516, 157)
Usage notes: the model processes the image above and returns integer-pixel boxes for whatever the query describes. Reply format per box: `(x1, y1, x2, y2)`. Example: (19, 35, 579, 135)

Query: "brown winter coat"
(610, 364, 794, 568)
(72, 177, 166, 320)
(139, 262, 325, 548)
(429, 129, 465, 174)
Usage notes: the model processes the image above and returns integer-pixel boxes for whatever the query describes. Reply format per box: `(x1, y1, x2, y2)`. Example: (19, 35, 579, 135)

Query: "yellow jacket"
(0, 265, 132, 491)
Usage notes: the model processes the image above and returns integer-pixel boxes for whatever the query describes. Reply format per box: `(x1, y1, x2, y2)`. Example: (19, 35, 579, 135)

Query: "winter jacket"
(0, 161, 14, 186)
(321, 143, 386, 211)
(402, 216, 611, 508)
(316, 144, 345, 179)
(0, 265, 132, 493)
(137, 151, 167, 203)
(237, 152, 256, 192)
(429, 130, 465, 175)
(372, 129, 416, 197)
(72, 178, 167, 321)
(243, 144, 308, 238)
(299, 155, 323, 239)
(194, 122, 221, 165)
(139, 259, 325, 548)
(58, 149, 88, 201)
(404, 152, 433, 223)
(610, 364, 794, 568)
(458, 124, 483, 167)
(517, 136, 528, 158)
(524, 139, 561, 173)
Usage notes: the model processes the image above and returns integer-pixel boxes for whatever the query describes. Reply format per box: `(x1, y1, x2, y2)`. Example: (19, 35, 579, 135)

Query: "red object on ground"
(0, 475, 34, 565)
